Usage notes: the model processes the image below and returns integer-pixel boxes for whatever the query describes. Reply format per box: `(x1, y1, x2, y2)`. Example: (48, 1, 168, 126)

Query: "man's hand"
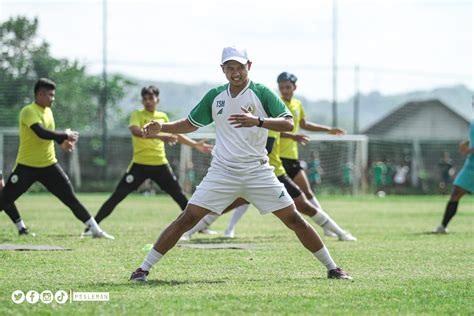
(61, 140, 76, 153)
(228, 107, 259, 128)
(143, 120, 162, 137)
(292, 134, 310, 145)
(65, 128, 79, 142)
(158, 134, 179, 145)
(328, 128, 346, 135)
(194, 139, 213, 154)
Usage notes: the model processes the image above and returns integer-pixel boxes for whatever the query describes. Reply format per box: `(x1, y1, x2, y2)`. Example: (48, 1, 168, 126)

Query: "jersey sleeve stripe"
(277, 111, 293, 118)
(187, 114, 205, 127)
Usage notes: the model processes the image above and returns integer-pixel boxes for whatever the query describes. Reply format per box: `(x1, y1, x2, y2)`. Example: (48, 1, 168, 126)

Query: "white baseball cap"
(221, 46, 249, 65)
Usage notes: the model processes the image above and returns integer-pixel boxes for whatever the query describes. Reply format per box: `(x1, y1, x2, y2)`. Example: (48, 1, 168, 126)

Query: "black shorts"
(122, 163, 179, 191)
(281, 158, 304, 179)
(277, 175, 302, 199)
(1, 163, 77, 209)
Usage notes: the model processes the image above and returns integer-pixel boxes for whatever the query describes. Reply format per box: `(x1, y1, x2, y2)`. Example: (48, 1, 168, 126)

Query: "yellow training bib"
(16, 102, 57, 168)
(129, 109, 169, 166)
(279, 98, 305, 160)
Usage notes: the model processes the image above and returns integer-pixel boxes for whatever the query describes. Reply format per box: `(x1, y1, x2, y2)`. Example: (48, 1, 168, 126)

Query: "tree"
(0, 16, 134, 130)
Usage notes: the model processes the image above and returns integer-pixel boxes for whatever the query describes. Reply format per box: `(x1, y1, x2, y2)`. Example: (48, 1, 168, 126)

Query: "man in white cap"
(129, 46, 352, 281)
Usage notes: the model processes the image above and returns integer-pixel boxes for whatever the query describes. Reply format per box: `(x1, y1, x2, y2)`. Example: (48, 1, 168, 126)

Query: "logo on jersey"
(125, 174, 134, 183)
(279, 191, 285, 198)
(11, 174, 19, 184)
(216, 100, 225, 115)
(243, 103, 256, 115)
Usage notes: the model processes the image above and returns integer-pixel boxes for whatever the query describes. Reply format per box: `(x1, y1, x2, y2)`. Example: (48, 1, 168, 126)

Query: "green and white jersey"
(188, 80, 292, 170)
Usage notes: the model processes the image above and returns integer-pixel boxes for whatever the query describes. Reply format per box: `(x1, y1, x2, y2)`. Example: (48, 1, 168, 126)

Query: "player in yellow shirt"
(277, 72, 347, 238)
(0, 78, 113, 239)
(82, 86, 212, 236)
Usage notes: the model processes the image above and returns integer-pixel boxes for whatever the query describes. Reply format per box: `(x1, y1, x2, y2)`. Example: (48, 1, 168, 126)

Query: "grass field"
(0, 193, 473, 315)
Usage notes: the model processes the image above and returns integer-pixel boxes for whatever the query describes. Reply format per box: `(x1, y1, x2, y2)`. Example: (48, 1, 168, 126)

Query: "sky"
(0, 0, 472, 101)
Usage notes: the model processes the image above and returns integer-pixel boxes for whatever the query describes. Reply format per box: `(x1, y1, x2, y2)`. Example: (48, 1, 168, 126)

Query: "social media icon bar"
(12, 289, 109, 304)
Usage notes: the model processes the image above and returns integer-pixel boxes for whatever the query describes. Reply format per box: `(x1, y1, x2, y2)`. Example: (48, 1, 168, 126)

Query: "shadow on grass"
(49, 234, 84, 238)
(185, 235, 280, 244)
(182, 237, 234, 244)
(97, 277, 333, 288)
(411, 232, 456, 236)
(92, 279, 227, 288)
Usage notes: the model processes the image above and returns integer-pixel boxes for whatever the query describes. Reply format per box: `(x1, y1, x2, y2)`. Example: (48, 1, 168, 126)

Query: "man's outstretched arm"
(300, 119, 345, 135)
(30, 123, 78, 144)
(143, 118, 198, 137)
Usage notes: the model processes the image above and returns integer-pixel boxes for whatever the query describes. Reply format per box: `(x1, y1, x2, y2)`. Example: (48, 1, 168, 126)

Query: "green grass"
(0, 194, 473, 315)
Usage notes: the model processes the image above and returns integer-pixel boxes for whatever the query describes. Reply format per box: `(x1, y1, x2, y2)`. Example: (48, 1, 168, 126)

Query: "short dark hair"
(141, 86, 159, 98)
(34, 78, 56, 95)
(277, 72, 297, 84)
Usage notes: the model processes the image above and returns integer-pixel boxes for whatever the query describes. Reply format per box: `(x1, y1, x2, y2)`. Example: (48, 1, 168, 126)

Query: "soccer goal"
(180, 133, 369, 195)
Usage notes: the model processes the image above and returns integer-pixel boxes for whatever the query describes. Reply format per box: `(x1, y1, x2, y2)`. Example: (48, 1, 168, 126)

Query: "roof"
(362, 99, 470, 136)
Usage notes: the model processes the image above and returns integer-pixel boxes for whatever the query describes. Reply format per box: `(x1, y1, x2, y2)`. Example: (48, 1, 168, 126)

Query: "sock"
(308, 197, 323, 211)
(441, 201, 459, 227)
(85, 217, 103, 234)
(184, 214, 218, 237)
(311, 209, 346, 237)
(140, 248, 163, 271)
(226, 204, 250, 232)
(313, 246, 337, 271)
(15, 219, 26, 231)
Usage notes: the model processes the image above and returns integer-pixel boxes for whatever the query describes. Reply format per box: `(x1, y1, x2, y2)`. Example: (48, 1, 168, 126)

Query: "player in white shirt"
(129, 46, 352, 281)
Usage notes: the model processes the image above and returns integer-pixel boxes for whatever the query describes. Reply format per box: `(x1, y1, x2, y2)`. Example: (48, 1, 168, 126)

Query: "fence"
(0, 129, 467, 195)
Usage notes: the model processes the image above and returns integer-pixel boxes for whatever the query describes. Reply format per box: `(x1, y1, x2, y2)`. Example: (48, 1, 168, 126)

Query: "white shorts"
(188, 159, 294, 215)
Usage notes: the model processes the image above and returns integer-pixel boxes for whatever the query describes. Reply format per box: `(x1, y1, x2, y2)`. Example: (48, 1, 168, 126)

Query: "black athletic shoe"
(19, 227, 36, 237)
(328, 267, 353, 280)
(130, 268, 149, 282)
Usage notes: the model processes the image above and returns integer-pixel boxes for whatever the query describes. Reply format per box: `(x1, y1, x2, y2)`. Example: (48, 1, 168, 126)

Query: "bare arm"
(130, 125, 178, 144)
(177, 134, 213, 154)
(143, 118, 198, 137)
(129, 125, 145, 137)
(300, 119, 345, 135)
(280, 132, 310, 145)
(228, 107, 294, 132)
(130, 125, 169, 138)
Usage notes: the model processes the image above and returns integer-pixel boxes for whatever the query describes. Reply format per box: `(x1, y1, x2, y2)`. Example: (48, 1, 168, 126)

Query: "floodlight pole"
(331, 0, 338, 128)
(101, 0, 108, 179)
(353, 65, 360, 134)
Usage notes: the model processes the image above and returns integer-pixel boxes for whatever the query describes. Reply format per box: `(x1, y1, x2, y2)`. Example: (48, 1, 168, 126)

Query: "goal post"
(297, 134, 369, 195)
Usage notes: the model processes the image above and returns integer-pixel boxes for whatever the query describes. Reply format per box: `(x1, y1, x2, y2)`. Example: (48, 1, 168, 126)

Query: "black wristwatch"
(257, 117, 265, 127)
